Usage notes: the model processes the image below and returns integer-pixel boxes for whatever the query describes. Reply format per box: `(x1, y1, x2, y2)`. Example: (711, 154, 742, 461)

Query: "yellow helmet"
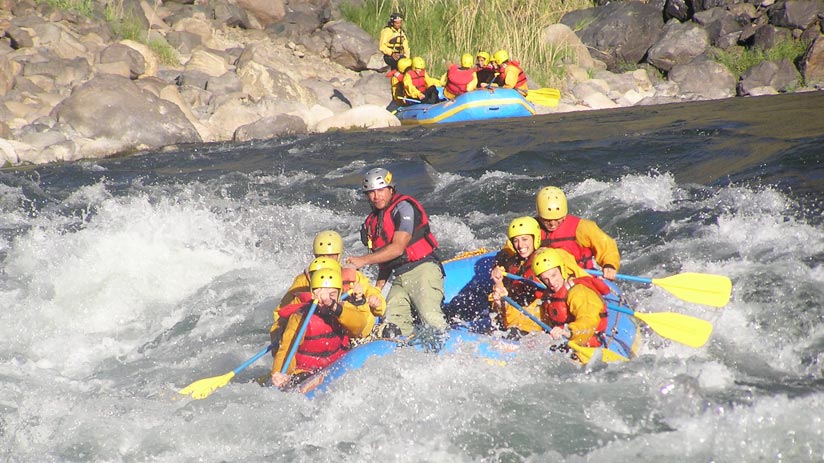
(310, 267, 342, 291)
(477, 51, 491, 63)
(308, 256, 342, 273)
(493, 50, 509, 64)
(397, 57, 412, 73)
(313, 230, 343, 256)
(536, 186, 568, 220)
(507, 216, 541, 248)
(411, 56, 425, 70)
(531, 248, 568, 278)
(460, 53, 474, 68)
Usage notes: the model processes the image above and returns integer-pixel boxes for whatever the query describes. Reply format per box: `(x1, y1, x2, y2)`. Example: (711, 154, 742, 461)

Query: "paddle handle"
(503, 272, 547, 290)
(233, 344, 275, 375)
(502, 296, 553, 333)
(606, 302, 635, 317)
(280, 300, 319, 374)
(400, 97, 421, 104)
(587, 269, 652, 285)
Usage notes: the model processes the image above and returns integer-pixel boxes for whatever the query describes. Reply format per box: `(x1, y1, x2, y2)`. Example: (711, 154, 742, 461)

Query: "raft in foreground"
(295, 249, 640, 397)
(395, 88, 536, 125)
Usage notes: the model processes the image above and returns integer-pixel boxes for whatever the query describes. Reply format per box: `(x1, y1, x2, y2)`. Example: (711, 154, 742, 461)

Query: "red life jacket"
(407, 69, 429, 93)
(444, 65, 476, 97)
(278, 301, 349, 371)
(538, 215, 595, 269)
(543, 276, 609, 347)
(496, 60, 527, 89)
(496, 250, 543, 306)
(361, 193, 439, 273)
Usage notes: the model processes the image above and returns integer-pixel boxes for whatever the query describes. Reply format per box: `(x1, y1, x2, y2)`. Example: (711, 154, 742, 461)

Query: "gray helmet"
(362, 167, 394, 192)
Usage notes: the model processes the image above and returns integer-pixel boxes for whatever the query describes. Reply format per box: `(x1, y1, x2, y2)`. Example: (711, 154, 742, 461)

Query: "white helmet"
(362, 168, 394, 192)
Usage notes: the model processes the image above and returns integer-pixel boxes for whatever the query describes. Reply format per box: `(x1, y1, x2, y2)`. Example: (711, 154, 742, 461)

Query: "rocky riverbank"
(1, 0, 823, 166)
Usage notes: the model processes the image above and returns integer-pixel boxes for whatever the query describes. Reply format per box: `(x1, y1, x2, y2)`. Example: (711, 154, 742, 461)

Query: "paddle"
(178, 343, 276, 399)
(525, 87, 560, 107)
(179, 294, 338, 399)
(400, 97, 421, 104)
(587, 269, 732, 308)
(501, 296, 628, 363)
(503, 273, 713, 348)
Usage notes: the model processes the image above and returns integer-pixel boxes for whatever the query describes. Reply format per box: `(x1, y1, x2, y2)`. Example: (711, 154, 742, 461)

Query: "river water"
(1, 92, 823, 462)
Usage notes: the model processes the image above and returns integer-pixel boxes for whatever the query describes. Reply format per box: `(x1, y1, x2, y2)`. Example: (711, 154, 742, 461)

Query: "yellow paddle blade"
(634, 311, 713, 348)
(525, 87, 561, 107)
(568, 341, 629, 364)
(652, 273, 732, 308)
(178, 371, 236, 399)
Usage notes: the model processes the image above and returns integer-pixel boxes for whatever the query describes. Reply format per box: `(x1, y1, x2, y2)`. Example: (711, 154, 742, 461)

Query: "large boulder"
(768, 0, 824, 29)
(322, 20, 379, 72)
(647, 19, 710, 72)
(738, 58, 800, 95)
(51, 75, 201, 155)
(234, 114, 307, 141)
(799, 36, 824, 86)
(541, 23, 596, 69)
(668, 58, 736, 99)
(236, 0, 286, 27)
(567, 2, 664, 71)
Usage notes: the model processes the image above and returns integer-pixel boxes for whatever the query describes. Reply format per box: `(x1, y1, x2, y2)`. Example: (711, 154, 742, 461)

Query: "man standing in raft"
(535, 186, 621, 280)
(346, 167, 448, 337)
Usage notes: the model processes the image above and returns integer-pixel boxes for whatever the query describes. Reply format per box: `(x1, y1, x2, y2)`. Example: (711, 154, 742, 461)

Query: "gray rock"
(752, 24, 792, 51)
(206, 71, 243, 94)
(799, 36, 824, 86)
(234, 114, 307, 141)
(100, 43, 146, 79)
(664, 0, 691, 22)
(738, 58, 801, 95)
(574, 2, 664, 71)
(768, 0, 824, 29)
(322, 20, 377, 71)
(648, 20, 710, 72)
(52, 75, 201, 154)
(669, 59, 736, 99)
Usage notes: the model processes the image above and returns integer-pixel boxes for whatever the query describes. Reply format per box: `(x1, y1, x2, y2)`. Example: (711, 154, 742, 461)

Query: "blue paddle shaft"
(281, 301, 319, 374)
(504, 272, 547, 290)
(505, 272, 635, 317)
(606, 302, 635, 317)
(587, 269, 652, 285)
(232, 344, 275, 375)
(502, 296, 553, 333)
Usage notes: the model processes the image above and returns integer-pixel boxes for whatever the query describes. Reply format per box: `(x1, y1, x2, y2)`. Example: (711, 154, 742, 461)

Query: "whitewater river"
(1, 92, 823, 462)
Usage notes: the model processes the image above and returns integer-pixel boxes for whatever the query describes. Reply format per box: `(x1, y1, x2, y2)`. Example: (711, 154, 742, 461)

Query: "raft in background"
(395, 88, 536, 125)
(297, 249, 640, 398)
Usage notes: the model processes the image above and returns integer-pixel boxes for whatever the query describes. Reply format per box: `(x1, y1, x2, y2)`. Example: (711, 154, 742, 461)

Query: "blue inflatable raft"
(295, 249, 640, 397)
(395, 88, 535, 125)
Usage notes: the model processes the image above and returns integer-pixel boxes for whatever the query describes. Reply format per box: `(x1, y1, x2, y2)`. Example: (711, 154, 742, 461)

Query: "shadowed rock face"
(52, 75, 201, 148)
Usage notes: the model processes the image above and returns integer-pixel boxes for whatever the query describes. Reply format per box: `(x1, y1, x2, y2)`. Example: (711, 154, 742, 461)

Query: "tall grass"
(342, 0, 593, 87)
(36, 0, 96, 17)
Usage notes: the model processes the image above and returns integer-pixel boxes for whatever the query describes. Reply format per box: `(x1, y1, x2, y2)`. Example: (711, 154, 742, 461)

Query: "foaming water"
(1, 93, 824, 461)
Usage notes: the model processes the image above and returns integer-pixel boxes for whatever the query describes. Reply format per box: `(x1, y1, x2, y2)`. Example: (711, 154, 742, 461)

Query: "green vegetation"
(710, 39, 809, 81)
(341, 0, 594, 87)
(37, 0, 95, 17)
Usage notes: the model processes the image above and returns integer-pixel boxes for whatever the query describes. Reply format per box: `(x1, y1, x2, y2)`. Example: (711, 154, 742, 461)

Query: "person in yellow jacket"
(387, 57, 412, 107)
(403, 56, 441, 104)
(531, 248, 611, 347)
(379, 12, 410, 70)
(534, 186, 621, 280)
(270, 231, 385, 349)
(492, 49, 528, 95)
(270, 268, 373, 389)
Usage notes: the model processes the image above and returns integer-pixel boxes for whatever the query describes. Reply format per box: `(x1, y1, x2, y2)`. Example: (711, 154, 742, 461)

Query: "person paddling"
(270, 267, 372, 389)
(535, 186, 621, 280)
(492, 49, 528, 95)
(403, 57, 442, 104)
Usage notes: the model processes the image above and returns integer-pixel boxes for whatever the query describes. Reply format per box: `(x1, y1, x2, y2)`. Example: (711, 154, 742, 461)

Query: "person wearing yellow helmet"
(492, 49, 528, 95)
(488, 216, 545, 337)
(347, 167, 447, 337)
(402, 56, 442, 104)
(270, 267, 373, 389)
(270, 231, 387, 353)
(440, 53, 478, 100)
(379, 12, 410, 70)
(531, 248, 613, 347)
(534, 186, 621, 280)
(386, 57, 413, 107)
(475, 51, 496, 87)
